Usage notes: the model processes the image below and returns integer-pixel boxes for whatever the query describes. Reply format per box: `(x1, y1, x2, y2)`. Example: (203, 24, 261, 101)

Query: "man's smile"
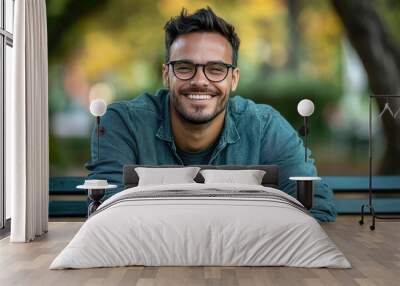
(187, 94, 212, 100)
(181, 92, 219, 103)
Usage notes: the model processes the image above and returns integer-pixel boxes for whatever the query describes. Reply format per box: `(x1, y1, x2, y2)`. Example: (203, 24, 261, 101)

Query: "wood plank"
(1, 216, 400, 286)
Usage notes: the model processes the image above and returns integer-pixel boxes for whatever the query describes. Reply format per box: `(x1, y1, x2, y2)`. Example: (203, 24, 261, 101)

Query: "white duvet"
(50, 183, 351, 269)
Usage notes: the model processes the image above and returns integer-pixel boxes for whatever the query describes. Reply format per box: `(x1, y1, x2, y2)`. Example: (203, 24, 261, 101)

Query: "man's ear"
(230, 67, 240, 92)
(162, 64, 169, 88)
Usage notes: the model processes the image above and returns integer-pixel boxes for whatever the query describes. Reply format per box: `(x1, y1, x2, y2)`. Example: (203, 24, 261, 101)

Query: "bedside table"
(289, 176, 321, 210)
(77, 180, 117, 216)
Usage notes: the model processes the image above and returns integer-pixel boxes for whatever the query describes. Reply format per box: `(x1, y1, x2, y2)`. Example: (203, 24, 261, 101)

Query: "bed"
(50, 165, 350, 269)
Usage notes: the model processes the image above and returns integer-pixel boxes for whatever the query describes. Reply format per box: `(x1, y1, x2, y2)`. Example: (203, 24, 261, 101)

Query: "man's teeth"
(187, 94, 212, 100)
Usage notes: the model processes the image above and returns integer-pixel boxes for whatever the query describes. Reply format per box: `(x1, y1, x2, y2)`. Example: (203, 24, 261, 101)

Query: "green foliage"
(375, 0, 400, 45)
(46, 0, 110, 62)
(46, 0, 399, 175)
(49, 134, 91, 176)
(237, 73, 341, 136)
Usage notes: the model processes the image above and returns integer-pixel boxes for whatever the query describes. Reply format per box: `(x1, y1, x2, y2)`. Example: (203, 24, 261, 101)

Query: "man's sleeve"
(260, 111, 337, 222)
(85, 105, 138, 199)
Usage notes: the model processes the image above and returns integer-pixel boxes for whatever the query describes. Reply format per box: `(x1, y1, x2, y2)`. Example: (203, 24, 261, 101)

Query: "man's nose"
(190, 66, 209, 86)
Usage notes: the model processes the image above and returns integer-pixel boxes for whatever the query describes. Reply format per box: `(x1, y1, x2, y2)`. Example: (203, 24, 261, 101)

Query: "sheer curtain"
(7, 0, 49, 242)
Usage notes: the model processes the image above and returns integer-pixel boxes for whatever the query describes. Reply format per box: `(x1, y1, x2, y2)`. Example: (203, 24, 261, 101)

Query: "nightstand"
(77, 180, 117, 216)
(289, 176, 321, 210)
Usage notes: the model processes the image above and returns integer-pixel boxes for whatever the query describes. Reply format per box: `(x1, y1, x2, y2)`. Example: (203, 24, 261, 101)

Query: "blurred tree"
(286, 0, 300, 72)
(331, 0, 400, 174)
(45, 0, 349, 174)
(47, 0, 110, 62)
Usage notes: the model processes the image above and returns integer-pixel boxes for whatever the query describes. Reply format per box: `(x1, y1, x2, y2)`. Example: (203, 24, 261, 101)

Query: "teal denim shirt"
(86, 89, 337, 221)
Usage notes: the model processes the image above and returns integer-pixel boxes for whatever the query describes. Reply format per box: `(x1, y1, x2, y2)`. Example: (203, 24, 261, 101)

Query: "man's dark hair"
(164, 7, 240, 66)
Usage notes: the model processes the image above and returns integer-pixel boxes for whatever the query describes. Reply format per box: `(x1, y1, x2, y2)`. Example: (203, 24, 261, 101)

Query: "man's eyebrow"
(172, 59, 229, 64)
(171, 59, 194, 63)
(206, 60, 229, 64)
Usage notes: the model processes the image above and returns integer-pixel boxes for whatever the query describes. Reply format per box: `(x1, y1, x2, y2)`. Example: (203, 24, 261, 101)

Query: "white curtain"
(7, 0, 49, 242)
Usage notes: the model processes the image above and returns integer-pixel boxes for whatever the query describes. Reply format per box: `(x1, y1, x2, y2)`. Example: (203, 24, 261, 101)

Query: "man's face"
(162, 32, 240, 125)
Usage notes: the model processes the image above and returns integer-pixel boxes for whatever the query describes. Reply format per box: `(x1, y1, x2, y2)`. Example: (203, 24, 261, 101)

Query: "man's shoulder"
(107, 89, 168, 117)
(229, 95, 281, 122)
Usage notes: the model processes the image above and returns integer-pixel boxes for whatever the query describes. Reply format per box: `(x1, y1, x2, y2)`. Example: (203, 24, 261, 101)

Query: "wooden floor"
(0, 216, 399, 286)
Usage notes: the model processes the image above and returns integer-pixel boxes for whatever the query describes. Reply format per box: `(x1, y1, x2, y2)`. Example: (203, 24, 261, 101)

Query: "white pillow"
(200, 169, 266, 185)
(135, 167, 201, 186)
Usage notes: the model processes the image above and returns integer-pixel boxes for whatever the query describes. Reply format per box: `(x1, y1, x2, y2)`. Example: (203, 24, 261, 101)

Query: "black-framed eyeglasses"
(166, 60, 236, 82)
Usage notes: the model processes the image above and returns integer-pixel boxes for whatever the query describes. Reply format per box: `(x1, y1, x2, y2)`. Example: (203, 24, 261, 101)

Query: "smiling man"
(165, 31, 239, 159)
(86, 7, 337, 222)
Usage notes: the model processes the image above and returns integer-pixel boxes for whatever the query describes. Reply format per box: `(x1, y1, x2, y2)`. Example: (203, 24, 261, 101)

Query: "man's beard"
(170, 90, 228, 125)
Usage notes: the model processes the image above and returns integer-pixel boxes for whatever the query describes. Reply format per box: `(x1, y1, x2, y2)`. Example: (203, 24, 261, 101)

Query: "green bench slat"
(48, 198, 400, 217)
(49, 201, 87, 217)
(334, 198, 400, 214)
(50, 176, 400, 194)
(322, 176, 400, 191)
(50, 177, 86, 194)
(49, 176, 400, 216)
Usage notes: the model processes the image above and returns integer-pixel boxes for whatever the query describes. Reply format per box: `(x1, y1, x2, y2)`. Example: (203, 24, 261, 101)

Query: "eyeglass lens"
(173, 62, 229, 82)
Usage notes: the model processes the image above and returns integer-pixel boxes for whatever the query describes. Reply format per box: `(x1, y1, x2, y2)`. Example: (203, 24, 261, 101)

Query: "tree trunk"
(286, 0, 301, 72)
(331, 0, 400, 174)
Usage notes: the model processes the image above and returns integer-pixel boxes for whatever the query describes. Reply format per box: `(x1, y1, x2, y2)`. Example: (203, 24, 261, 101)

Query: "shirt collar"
(156, 89, 240, 145)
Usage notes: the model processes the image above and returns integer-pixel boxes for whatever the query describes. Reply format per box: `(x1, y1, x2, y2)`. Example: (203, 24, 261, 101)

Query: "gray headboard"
(123, 165, 279, 189)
